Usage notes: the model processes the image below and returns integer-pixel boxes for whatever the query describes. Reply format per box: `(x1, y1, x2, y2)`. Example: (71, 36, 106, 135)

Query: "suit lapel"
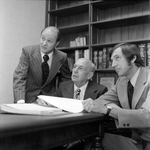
(118, 78, 130, 109)
(84, 81, 98, 100)
(31, 45, 42, 84)
(118, 68, 148, 109)
(64, 81, 74, 98)
(132, 68, 147, 108)
(44, 49, 62, 86)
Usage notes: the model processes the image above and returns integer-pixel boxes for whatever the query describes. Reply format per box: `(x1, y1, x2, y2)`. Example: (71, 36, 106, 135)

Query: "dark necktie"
(127, 80, 134, 108)
(75, 88, 81, 100)
(42, 55, 49, 85)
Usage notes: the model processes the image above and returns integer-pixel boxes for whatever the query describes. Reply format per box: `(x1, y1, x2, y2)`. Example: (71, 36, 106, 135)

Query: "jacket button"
(123, 124, 126, 127)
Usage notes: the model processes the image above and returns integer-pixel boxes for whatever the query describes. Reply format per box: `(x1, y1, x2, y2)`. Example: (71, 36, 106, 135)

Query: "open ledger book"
(0, 96, 84, 115)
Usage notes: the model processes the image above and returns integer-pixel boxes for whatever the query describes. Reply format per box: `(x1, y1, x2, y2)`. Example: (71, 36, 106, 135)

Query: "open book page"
(0, 103, 63, 115)
(38, 95, 84, 113)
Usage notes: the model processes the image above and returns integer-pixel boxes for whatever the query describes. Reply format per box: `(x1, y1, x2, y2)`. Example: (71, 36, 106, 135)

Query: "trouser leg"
(102, 133, 143, 150)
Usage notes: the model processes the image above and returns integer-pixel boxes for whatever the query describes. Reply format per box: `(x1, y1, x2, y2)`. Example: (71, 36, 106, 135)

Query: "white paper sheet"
(0, 103, 63, 115)
(38, 95, 84, 113)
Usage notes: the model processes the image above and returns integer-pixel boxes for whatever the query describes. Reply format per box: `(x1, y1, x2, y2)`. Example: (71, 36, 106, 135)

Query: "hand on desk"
(82, 98, 121, 111)
(82, 98, 107, 114)
(82, 98, 94, 112)
(35, 98, 48, 105)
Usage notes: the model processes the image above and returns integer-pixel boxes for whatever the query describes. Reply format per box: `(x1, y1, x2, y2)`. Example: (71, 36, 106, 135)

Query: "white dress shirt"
(74, 81, 89, 100)
(41, 51, 53, 69)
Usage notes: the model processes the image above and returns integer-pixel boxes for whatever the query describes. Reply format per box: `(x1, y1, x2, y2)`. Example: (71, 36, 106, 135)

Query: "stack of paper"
(0, 96, 84, 115)
(0, 103, 63, 115)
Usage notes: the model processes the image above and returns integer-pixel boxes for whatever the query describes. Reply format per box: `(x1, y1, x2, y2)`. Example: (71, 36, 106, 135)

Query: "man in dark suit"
(55, 58, 107, 100)
(36, 58, 107, 150)
(49, 58, 107, 150)
(37, 57, 107, 105)
(13, 26, 71, 104)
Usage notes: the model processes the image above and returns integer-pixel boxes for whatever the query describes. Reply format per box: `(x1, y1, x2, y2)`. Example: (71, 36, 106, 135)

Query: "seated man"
(37, 58, 107, 105)
(83, 42, 150, 150)
(54, 58, 107, 101)
(37, 58, 108, 150)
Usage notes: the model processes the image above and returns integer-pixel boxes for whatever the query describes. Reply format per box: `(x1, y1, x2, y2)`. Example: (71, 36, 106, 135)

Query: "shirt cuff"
(17, 100, 25, 104)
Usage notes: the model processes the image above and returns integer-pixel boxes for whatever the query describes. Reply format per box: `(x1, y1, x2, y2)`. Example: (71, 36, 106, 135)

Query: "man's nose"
(73, 67, 78, 72)
(111, 60, 116, 68)
(43, 40, 47, 45)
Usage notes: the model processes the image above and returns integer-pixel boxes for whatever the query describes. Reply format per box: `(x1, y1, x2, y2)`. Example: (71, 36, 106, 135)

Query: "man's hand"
(82, 98, 94, 112)
(82, 98, 107, 114)
(35, 98, 48, 105)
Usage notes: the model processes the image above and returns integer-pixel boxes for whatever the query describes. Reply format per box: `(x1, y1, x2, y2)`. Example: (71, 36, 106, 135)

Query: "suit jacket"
(54, 80, 108, 100)
(94, 67, 150, 142)
(13, 45, 71, 103)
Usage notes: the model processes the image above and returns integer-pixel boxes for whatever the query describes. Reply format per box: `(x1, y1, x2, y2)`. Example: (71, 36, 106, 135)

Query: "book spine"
(147, 43, 150, 68)
(102, 48, 107, 68)
(107, 47, 112, 68)
(93, 50, 98, 69)
(138, 43, 147, 66)
(98, 51, 103, 69)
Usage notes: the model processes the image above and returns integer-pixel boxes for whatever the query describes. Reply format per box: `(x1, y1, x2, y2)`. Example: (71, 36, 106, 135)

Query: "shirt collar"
(74, 81, 89, 93)
(41, 51, 53, 62)
(130, 68, 140, 87)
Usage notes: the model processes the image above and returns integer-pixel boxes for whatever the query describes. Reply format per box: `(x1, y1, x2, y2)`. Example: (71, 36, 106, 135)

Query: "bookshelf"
(45, 0, 150, 86)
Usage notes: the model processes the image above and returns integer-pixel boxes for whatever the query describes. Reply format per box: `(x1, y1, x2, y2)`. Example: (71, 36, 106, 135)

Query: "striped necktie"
(74, 88, 81, 100)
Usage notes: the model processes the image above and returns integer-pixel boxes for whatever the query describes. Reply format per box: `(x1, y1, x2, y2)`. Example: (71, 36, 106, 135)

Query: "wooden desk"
(0, 112, 105, 150)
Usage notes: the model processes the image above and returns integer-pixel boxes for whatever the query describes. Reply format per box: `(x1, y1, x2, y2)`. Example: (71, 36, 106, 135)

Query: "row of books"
(139, 43, 150, 67)
(93, 47, 112, 69)
(75, 49, 89, 62)
(70, 35, 87, 47)
(58, 12, 88, 28)
(97, 1, 150, 21)
(96, 23, 150, 44)
(92, 43, 150, 69)
(67, 49, 90, 71)
(68, 42, 150, 72)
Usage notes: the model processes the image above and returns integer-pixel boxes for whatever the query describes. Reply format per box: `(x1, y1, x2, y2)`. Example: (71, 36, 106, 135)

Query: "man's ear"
(131, 55, 137, 63)
(87, 72, 94, 80)
(56, 41, 60, 47)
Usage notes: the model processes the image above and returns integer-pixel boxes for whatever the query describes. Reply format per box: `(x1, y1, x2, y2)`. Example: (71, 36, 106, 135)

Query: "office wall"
(0, 0, 46, 104)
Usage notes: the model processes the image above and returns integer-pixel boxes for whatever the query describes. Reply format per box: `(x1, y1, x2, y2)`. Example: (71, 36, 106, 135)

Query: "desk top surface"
(0, 112, 104, 136)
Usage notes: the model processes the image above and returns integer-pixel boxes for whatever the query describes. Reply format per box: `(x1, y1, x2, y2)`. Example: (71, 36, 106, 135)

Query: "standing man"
(83, 42, 150, 150)
(13, 26, 71, 104)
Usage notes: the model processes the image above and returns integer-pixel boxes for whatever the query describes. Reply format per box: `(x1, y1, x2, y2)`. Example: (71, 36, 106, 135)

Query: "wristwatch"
(106, 105, 112, 116)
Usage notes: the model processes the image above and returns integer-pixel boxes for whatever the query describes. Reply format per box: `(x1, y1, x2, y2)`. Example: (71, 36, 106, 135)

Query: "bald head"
(76, 58, 95, 73)
(40, 26, 61, 54)
(71, 58, 95, 87)
(41, 26, 60, 42)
